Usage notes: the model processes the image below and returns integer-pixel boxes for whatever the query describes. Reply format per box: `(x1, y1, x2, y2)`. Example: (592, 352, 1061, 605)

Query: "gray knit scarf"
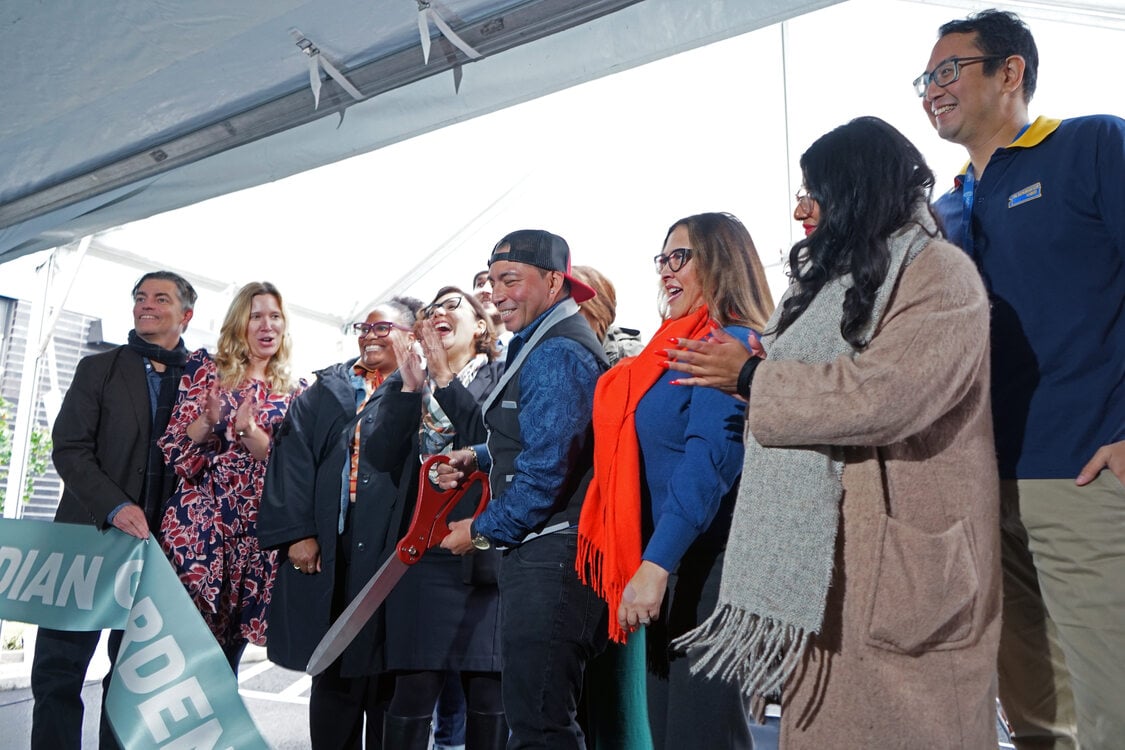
(673, 206, 938, 698)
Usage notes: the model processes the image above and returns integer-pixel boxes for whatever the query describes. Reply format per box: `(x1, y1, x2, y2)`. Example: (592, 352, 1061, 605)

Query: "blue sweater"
(636, 325, 751, 571)
(934, 115, 1125, 479)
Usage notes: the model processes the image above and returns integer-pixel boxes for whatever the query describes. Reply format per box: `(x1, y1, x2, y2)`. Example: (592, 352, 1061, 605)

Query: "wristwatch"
(472, 532, 492, 551)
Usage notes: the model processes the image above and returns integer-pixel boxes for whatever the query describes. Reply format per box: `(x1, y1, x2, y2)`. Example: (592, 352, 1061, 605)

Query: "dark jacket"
(367, 359, 504, 499)
(258, 360, 403, 676)
(485, 313, 607, 537)
(367, 360, 506, 581)
(52, 346, 172, 529)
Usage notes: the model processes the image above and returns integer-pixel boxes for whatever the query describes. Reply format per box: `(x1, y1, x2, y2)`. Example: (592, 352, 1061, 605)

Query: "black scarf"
(127, 329, 190, 368)
(127, 329, 190, 530)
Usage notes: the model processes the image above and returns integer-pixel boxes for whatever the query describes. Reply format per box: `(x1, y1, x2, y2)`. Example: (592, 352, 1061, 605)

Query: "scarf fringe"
(576, 533, 629, 644)
(672, 603, 811, 699)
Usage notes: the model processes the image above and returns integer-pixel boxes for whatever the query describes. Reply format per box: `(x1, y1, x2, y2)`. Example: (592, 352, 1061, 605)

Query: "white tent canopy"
(0, 0, 846, 262)
(4, 0, 1123, 360)
(2, 0, 1123, 521)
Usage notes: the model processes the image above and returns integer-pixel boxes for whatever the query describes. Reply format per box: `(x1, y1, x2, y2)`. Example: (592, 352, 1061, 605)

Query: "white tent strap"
(416, 0, 483, 64)
(291, 29, 365, 110)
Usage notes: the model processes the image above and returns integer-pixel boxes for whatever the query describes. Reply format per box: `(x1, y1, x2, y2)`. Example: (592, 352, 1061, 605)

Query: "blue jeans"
(434, 672, 467, 748)
(499, 532, 608, 750)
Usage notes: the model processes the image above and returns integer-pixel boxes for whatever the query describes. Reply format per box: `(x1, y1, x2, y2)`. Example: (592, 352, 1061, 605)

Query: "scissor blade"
(305, 553, 409, 675)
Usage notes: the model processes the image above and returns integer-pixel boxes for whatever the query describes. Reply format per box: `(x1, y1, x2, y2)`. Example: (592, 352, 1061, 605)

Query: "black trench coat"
(259, 360, 407, 677)
(366, 360, 505, 672)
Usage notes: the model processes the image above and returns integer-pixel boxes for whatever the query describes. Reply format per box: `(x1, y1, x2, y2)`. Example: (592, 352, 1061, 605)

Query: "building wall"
(1, 295, 110, 521)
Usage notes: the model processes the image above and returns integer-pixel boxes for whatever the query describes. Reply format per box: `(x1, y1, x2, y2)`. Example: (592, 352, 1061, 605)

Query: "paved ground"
(0, 628, 311, 749)
(0, 625, 1011, 749)
(0, 630, 769, 749)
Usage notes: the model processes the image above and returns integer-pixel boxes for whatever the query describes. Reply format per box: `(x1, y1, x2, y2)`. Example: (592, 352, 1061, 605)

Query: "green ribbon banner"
(0, 518, 269, 749)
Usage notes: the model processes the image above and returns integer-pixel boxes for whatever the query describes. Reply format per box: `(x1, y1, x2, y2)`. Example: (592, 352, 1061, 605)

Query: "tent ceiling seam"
(0, 0, 643, 233)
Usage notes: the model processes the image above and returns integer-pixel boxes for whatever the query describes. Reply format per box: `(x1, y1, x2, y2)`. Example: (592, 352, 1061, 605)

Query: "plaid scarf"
(419, 353, 489, 457)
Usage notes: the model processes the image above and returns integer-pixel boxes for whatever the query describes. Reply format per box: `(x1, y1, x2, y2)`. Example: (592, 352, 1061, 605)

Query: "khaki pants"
(999, 473, 1125, 750)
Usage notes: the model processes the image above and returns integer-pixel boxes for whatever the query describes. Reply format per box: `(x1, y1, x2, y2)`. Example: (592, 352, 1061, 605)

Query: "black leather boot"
(382, 713, 432, 750)
(466, 710, 509, 750)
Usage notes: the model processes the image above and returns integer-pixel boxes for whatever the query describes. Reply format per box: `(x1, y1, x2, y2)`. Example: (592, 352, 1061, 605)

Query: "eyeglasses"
(795, 189, 815, 213)
(420, 295, 463, 320)
(351, 321, 407, 337)
(653, 248, 693, 273)
(913, 55, 1006, 97)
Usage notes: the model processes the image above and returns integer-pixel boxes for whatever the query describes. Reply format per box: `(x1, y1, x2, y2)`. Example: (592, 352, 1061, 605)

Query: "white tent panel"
(0, 0, 840, 262)
(3, 0, 1124, 525)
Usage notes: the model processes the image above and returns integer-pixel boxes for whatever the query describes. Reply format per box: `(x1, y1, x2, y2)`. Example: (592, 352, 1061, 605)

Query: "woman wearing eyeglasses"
(157, 281, 305, 671)
(672, 117, 1001, 748)
(363, 286, 507, 749)
(258, 297, 422, 748)
(576, 213, 774, 749)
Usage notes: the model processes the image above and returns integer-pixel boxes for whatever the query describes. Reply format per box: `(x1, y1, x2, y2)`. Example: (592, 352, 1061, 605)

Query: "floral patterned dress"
(158, 349, 302, 647)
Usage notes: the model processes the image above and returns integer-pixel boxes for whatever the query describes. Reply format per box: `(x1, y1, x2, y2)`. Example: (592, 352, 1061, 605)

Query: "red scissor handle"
(396, 454, 490, 564)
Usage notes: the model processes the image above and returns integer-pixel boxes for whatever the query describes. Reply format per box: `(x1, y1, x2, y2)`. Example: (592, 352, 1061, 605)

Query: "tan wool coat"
(748, 240, 1002, 749)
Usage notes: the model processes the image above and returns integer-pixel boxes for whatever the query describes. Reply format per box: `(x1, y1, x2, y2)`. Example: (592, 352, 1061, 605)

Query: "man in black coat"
(259, 299, 418, 750)
(30, 270, 197, 750)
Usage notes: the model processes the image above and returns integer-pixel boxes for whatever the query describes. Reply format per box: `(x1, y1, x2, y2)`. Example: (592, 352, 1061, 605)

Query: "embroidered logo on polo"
(1008, 182, 1042, 208)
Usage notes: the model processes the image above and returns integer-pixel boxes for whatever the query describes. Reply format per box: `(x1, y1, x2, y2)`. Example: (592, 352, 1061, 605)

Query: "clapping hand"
(203, 381, 223, 425)
(417, 321, 455, 388)
(232, 396, 268, 459)
(392, 333, 425, 392)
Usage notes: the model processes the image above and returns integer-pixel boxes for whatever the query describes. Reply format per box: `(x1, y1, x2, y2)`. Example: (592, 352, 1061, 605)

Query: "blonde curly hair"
(214, 281, 295, 392)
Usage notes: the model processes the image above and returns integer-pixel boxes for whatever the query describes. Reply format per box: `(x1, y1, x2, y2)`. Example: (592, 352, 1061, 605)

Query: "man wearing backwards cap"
(441, 229, 609, 748)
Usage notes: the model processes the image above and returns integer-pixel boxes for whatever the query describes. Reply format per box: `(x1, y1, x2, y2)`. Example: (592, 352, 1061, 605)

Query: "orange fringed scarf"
(576, 305, 714, 643)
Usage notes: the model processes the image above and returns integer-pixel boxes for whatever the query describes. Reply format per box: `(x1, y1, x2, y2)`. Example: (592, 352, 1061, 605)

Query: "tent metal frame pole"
(84, 239, 348, 329)
(0, 0, 643, 232)
(1, 246, 64, 521)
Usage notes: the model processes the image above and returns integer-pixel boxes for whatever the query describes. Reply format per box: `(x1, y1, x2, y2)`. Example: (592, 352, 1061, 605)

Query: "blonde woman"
(159, 281, 304, 670)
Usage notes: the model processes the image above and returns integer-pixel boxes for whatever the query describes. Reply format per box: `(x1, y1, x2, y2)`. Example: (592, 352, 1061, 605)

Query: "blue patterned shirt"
(472, 303, 602, 545)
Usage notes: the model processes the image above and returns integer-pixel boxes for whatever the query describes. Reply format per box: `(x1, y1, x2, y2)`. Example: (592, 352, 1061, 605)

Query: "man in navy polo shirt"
(918, 9, 1125, 748)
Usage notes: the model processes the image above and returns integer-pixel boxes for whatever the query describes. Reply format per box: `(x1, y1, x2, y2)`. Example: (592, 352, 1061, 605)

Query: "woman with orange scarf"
(577, 212, 774, 749)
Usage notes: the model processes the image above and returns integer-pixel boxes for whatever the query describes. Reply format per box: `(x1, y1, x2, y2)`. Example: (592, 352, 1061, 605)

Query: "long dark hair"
(773, 117, 937, 347)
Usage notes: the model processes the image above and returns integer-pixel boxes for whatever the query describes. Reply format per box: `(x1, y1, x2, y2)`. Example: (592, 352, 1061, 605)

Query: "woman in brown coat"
(671, 117, 1001, 748)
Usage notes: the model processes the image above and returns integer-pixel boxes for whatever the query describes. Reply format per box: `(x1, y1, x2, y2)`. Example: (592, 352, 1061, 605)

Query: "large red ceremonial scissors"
(306, 454, 489, 675)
